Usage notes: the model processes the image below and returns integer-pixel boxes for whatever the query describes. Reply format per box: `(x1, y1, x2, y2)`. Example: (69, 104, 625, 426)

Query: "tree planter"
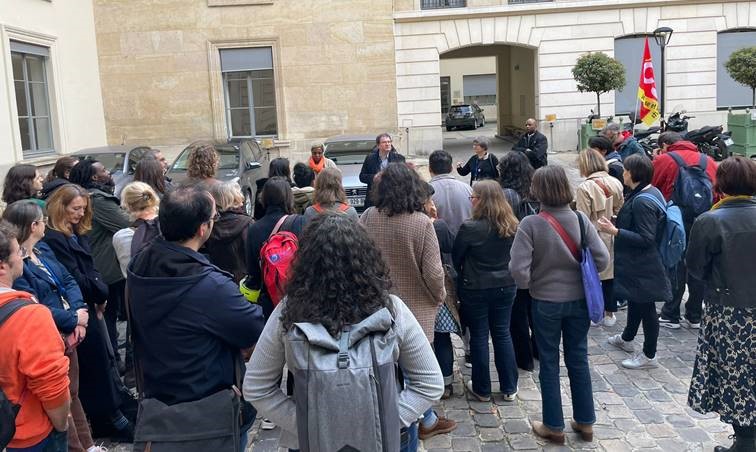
(727, 112, 756, 158)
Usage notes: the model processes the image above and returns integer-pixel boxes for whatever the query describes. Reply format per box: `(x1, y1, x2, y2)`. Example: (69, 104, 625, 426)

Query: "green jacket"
(88, 188, 130, 285)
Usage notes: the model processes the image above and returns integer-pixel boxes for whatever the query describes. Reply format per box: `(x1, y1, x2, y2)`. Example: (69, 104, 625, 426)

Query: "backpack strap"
(592, 178, 612, 198)
(538, 211, 580, 261)
(699, 153, 708, 171)
(338, 203, 350, 212)
(0, 299, 34, 329)
(668, 151, 686, 168)
(313, 204, 324, 213)
(636, 192, 666, 212)
(269, 215, 289, 239)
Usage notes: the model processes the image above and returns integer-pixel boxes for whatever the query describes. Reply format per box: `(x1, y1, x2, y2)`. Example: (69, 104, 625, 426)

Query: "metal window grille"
(421, 0, 466, 9)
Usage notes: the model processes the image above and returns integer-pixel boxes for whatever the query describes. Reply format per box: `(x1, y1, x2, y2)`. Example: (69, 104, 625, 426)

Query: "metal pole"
(660, 44, 666, 118)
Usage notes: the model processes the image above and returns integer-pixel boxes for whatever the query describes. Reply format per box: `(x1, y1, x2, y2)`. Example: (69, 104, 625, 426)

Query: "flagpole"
(632, 96, 641, 137)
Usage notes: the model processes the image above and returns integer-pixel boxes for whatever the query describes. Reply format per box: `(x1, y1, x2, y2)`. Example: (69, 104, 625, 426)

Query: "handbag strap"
(539, 211, 581, 261)
(592, 178, 612, 198)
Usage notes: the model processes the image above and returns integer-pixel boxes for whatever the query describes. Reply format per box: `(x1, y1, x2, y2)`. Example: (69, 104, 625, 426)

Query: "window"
(717, 29, 756, 109)
(463, 74, 496, 106)
(421, 0, 466, 9)
(614, 36, 662, 115)
(220, 47, 277, 138)
(11, 41, 54, 156)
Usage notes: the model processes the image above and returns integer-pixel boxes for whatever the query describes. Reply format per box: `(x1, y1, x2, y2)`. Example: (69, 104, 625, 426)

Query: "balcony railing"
(421, 0, 466, 9)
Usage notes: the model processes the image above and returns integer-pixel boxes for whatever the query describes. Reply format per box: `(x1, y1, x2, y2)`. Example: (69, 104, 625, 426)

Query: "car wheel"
(244, 189, 254, 216)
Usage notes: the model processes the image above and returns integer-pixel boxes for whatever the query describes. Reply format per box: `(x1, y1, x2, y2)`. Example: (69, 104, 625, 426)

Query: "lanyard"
(38, 256, 69, 303)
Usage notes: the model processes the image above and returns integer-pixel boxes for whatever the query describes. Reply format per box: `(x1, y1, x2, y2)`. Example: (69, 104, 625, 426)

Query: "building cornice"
(394, 0, 740, 22)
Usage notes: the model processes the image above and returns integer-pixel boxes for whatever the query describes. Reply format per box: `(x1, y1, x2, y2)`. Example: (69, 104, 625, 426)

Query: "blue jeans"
(460, 285, 518, 396)
(532, 299, 595, 431)
(433, 332, 454, 385)
(7, 429, 67, 452)
(399, 422, 418, 452)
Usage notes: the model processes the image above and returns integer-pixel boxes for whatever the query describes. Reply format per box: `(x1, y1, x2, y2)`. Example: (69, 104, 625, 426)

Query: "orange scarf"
(309, 156, 325, 174)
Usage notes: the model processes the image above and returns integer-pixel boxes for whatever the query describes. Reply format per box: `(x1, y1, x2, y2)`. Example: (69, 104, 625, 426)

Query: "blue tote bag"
(539, 211, 605, 323)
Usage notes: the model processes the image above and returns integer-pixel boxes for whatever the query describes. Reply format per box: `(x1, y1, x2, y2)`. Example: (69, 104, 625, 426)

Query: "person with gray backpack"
(243, 214, 444, 452)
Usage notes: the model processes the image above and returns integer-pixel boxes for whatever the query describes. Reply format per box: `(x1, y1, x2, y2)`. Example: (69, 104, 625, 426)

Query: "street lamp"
(653, 26, 673, 118)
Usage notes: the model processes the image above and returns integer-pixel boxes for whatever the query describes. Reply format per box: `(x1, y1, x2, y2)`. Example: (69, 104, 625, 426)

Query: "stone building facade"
(92, 0, 756, 157)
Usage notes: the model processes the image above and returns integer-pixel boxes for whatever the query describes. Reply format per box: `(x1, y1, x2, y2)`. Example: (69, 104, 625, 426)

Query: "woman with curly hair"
(359, 162, 455, 440)
(186, 143, 219, 186)
(243, 213, 444, 452)
(2, 163, 45, 208)
(498, 151, 539, 371)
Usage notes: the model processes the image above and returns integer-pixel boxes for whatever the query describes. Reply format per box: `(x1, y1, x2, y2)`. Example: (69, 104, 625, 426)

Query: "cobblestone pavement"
(242, 303, 729, 452)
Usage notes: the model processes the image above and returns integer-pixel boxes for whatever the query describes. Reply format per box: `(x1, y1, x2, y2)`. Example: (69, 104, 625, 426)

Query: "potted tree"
(572, 52, 626, 149)
(725, 46, 756, 157)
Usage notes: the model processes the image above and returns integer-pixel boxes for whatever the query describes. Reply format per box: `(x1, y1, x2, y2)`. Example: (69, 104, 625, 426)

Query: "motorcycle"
(685, 125, 733, 161)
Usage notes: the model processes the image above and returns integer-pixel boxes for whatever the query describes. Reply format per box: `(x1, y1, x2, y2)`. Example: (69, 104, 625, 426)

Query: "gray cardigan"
(242, 295, 443, 449)
(509, 205, 609, 302)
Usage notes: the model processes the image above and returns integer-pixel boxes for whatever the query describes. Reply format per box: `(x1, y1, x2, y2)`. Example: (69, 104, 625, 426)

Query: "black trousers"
(602, 279, 617, 313)
(661, 260, 705, 323)
(105, 280, 125, 361)
(510, 289, 538, 371)
(621, 302, 659, 359)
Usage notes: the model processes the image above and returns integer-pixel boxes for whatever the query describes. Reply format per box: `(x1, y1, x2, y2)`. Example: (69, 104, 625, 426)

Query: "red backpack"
(260, 215, 298, 306)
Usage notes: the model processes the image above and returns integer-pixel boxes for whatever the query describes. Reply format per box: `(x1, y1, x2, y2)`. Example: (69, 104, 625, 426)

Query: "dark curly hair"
(498, 151, 534, 200)
(373, 163, 428, 217)
(281, 213, 394, 336)
(2, 164, 39, 204)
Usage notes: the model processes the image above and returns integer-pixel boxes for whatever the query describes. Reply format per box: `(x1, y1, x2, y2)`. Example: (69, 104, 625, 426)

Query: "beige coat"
(359, 208, 446, 342)
(575, 171, 624, 279)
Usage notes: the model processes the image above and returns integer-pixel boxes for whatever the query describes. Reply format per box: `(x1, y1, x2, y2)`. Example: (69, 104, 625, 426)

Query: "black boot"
(715, 425, 756, 452)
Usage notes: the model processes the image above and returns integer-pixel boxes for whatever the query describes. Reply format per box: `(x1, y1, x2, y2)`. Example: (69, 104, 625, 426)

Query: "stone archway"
(394, 16, 542, 154)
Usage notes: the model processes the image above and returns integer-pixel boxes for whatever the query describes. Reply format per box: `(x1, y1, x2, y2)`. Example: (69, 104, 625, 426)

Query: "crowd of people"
(0, 127, 754, 452)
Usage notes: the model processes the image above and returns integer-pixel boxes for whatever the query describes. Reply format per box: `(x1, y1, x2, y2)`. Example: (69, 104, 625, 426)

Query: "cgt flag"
(637, 37, 660, 125)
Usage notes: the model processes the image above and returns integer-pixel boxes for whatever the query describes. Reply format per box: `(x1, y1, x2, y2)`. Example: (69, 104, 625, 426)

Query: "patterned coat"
(360, 208, 446, 342)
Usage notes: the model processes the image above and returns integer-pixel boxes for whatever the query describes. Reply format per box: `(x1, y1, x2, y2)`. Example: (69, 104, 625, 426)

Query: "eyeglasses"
(33, 217, 47, 225)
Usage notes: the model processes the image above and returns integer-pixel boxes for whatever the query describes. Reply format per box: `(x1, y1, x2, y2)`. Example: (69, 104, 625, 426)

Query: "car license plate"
(724, 138, 734, 146)
(347, 197, 364, 207)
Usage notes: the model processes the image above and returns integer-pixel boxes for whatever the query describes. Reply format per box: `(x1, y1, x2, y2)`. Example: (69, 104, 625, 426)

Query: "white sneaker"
(603, 314, 617, 327)
(607, 334, 635, 353)
(681, 318, 701, 329)
(87, 446, 108, 452)
(502, 387, 518, 402)
(622, 353, 659, 369)
(658, 316, 681, 329)
(261, 418, 276, 430)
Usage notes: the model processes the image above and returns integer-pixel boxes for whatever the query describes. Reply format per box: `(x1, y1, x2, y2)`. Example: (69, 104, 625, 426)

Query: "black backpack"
(668, 152, 714, 225)
(0, 299, 34, 449)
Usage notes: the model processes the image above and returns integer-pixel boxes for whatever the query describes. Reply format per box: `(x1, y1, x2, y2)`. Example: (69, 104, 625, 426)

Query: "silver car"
(323, 134, 377, 212)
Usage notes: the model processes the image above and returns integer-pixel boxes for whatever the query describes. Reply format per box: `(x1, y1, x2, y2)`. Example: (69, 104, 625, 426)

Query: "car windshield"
(324, 140, 374, 165)
(78, 153, 125, 173)
(449, 105, 472, 113)
(172, 146, 240, 171)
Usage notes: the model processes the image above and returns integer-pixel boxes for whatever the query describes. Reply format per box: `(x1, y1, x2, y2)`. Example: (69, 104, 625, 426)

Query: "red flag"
(637, 37, 660, 125)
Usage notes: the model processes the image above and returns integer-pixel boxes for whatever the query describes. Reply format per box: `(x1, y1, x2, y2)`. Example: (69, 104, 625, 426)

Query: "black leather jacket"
(452, 218, 515, 290)
(686, 196, 756, 309)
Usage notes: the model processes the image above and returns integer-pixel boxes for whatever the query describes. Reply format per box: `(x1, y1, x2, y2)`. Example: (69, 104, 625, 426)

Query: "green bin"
(727, 112, 756, 158)
(578, 123, 600, 151)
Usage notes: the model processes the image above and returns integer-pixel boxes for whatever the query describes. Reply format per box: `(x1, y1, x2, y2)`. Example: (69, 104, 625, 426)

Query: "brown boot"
(418, 416, 457, 440)
(570, 420, 594, 442)
(532, 421, 565, 444)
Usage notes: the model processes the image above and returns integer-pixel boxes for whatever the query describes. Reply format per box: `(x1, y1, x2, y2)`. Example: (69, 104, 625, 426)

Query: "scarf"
(710, 195, 753, 211)
(308, 156, 325, 174)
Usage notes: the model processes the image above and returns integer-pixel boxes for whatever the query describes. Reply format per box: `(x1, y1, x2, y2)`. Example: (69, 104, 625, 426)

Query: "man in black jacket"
(359, 133, 406, 208)
(513, 118, 548, 169)
(128, 186, 265, 446)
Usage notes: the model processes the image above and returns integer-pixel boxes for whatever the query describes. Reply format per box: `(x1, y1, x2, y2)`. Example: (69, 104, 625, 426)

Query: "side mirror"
(246, 161, 262, 170)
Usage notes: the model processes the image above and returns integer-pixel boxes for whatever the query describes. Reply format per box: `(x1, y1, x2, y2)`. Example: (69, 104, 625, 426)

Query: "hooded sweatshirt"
(202, 208, 254, 282)
(652, 140, 718, 202)
(127, 238, 265, 405)
(39, 178, 68, 201)
(0, 290, 70, 449)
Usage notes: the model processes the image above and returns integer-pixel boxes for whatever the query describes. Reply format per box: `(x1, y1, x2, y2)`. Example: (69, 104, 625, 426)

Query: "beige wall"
(439, 56, 498, 121)
(93, 0, 398, 161)
(0, 0, 106, 171)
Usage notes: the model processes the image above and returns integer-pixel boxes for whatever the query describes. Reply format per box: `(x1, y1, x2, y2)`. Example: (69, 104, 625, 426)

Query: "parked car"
(166, 139, 269, 215)
(323, 134, 375, 212)
(445, 104, 485, 131)
(72, 145, 154, 196)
